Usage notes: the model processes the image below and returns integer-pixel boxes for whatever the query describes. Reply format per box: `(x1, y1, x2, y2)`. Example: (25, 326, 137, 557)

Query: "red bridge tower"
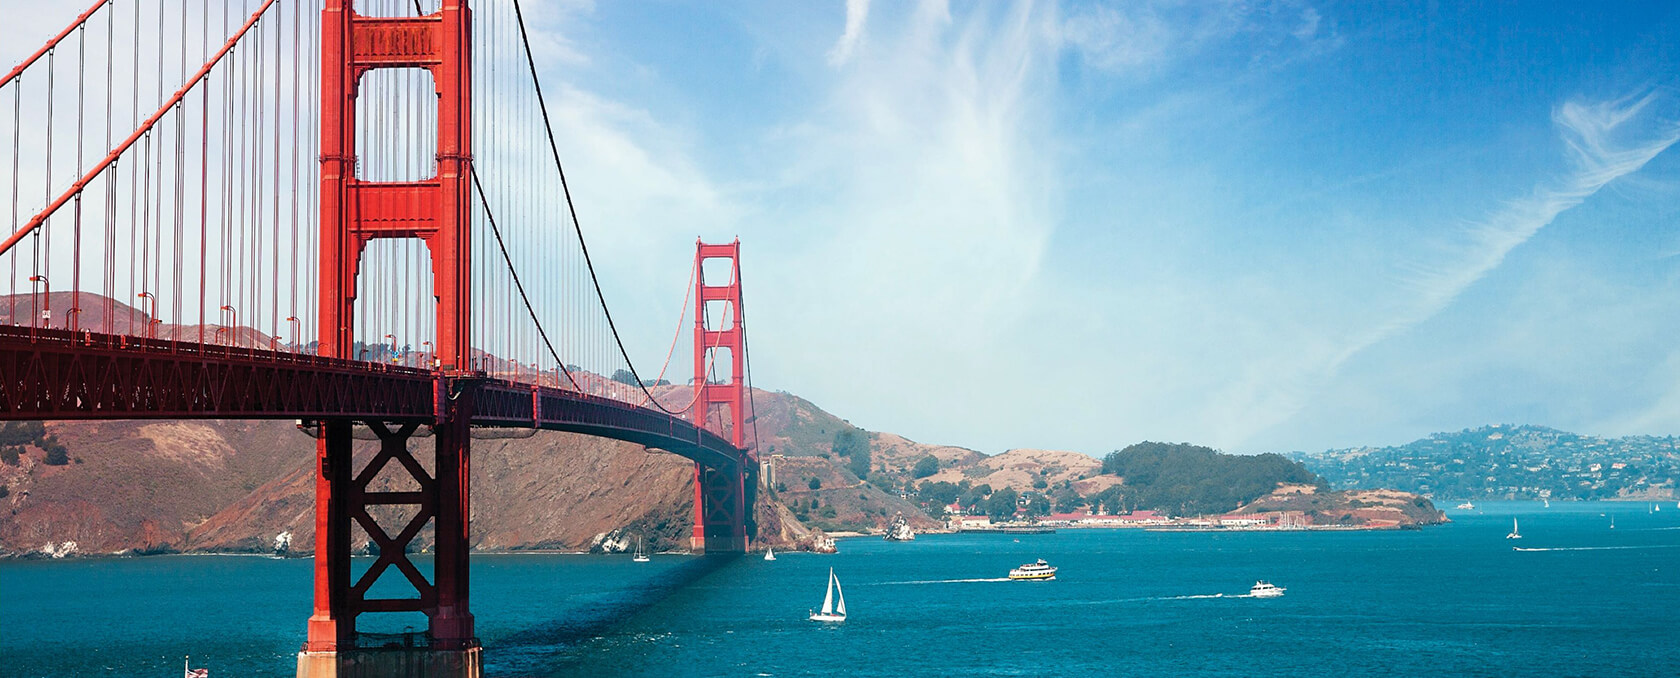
(692, 240, 757, 552)
(301, 1, 479, 676)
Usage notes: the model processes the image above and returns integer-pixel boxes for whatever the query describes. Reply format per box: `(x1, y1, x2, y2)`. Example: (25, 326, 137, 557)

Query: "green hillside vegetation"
(1098, 442, 1325, 516)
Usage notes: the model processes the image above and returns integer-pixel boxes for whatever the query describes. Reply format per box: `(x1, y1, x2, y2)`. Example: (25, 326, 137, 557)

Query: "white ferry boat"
(1249, 581, 1285, 598)
(1008, 559, 1057, 581)
(1455, 501, 1475, 510)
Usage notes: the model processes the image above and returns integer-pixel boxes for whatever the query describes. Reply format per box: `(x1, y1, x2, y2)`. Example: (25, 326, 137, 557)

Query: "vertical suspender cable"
(102, 4, 114, 335)
(71, 24, 86, 332)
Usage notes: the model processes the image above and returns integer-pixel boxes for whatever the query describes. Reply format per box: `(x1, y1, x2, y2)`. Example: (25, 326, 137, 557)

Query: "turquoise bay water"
(3, 501, 1678, 677)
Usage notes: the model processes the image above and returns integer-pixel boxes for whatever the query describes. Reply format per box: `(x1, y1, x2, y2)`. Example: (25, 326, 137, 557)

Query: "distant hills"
(1290, 424, 1680, 501)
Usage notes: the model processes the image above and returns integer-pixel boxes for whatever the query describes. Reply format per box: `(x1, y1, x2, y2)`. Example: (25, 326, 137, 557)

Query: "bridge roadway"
(0, 325, 741, 470)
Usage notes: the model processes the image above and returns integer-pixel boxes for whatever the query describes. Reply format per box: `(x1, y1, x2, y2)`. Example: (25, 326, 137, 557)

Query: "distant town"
(1290, 424, 1680, 501)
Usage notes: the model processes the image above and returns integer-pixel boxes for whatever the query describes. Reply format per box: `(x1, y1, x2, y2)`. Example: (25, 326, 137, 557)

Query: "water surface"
(3, 501, 1677, 676)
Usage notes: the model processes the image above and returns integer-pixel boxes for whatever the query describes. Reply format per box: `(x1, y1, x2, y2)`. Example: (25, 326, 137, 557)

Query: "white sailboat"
(808, 568, 847, 622)
(632, 537, 650, 563)
(1505, 518, 1521, 540)
(764, 546, 776, 561)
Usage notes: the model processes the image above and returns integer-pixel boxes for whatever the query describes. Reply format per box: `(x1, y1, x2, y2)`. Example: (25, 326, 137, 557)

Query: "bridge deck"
(0, 326, 742, 469)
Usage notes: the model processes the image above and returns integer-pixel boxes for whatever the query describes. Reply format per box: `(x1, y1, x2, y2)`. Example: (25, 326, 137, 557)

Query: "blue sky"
(521, 0, 1680, 456)
(4, 1, 1675, 458)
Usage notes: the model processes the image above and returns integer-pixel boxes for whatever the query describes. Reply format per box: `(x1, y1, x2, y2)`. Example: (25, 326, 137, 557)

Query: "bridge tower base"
(302, 412, 477, 674)
(297, 647, 483, 678)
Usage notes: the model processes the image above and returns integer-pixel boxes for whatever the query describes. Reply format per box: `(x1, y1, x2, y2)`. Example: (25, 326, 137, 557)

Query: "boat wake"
(1068, 592, 1268, 605)
(1513, 544, 1680, 552)
(872, 577, 1014, 585)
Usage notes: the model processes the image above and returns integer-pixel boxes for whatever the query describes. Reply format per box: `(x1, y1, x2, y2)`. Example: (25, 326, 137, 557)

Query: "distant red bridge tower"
(691, 239, 757, 552)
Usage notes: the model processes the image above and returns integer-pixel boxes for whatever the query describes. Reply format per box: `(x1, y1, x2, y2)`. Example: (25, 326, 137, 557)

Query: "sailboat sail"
(820, 569, 835, 615)
(834, 572, 846, 616)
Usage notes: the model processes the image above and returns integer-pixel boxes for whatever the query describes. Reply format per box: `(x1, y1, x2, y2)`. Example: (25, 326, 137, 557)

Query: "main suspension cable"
(471, 164, 725, 416)
(508, 0, 678, 406)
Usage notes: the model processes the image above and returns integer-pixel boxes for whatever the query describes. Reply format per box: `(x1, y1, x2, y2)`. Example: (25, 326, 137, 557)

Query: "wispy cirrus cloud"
(1220, 90, 1680, 449)
(1338, 91, 1680, 372)
(1058, 0, 1339, 77)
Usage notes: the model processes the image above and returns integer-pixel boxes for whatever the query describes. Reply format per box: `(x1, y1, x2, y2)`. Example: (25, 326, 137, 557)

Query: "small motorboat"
(1249, 581, 1285, 598)
(1008, 558, 1058, 581)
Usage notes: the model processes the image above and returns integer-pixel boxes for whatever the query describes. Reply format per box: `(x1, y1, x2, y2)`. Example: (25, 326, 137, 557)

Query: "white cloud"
(737, 1, 1063, 447)
(827, 0, 872, 67)
(1059, 0, 1337, 77)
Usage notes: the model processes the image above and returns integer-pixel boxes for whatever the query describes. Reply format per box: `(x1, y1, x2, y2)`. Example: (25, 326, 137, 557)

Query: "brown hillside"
(921, 448, 1101, 492)
(0, 420, 312, 554)
(869, 432, 984, 478)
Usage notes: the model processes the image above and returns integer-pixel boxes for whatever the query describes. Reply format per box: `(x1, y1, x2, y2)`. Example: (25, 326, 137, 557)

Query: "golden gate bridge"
(1, 1, 759, 675)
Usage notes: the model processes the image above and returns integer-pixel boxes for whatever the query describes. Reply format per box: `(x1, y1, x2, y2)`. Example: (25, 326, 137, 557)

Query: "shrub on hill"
(912, 455, 939, 478)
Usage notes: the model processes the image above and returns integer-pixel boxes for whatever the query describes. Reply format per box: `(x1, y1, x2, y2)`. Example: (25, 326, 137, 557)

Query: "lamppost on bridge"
(385, 334, 399, 363)
(286, 316, 301, 353)
(136, 292, 156, 339)
(219, 305, 237, 346)
(421, 340, 434, 368)
(27, 275, 48, 329)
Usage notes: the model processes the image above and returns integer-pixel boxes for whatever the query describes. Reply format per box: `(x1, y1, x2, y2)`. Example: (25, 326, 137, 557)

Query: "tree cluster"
(1100, 441, 1323, 516)
(831, 427, 870, 479)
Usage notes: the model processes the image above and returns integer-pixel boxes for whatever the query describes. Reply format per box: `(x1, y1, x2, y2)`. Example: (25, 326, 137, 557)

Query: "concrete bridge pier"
(297, 646, 482, 678)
